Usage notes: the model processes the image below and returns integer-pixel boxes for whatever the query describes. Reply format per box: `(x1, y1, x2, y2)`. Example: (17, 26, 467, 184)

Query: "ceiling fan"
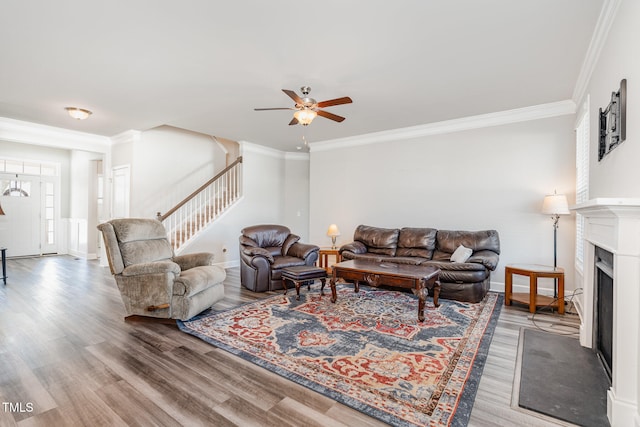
(254, 86, 352, 126)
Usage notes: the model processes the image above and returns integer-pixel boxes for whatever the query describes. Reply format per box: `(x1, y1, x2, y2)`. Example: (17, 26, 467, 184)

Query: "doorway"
(0, 172, 59, 256)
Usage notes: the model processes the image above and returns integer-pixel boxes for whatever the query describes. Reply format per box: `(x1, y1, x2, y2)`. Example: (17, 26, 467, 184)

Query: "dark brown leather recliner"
(239, 224, 320, 292)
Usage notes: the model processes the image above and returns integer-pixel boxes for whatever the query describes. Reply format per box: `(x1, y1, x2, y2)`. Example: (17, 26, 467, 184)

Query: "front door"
(0, 174, 42, 256)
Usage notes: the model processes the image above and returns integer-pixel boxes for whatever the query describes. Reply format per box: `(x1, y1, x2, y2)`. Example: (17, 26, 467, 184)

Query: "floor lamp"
(542, 192, 570, 297)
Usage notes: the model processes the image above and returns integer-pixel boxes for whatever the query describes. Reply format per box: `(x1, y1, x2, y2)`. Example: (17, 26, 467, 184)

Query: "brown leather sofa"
(339, 225, 500, 303)
(239, 224, 320, 292)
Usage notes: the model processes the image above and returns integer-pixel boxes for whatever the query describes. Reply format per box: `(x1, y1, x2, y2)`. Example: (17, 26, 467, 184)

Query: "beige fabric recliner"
(98, 218, 225, 321)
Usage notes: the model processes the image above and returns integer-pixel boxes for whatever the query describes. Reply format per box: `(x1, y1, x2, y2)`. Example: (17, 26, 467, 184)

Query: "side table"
(505, 264, 564, 314)
(318, 247, 342, 273)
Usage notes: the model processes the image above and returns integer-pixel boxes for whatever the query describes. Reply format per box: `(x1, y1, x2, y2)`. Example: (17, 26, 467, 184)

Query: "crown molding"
(238, 141, 311, 160)
(0, 117, 111, 153)
(240, 140, 287, 159)
(284, 152, 309, 161)
(572, 0, 623, 104)
(310, 100, 576, 152)
(111, 130, 142, 146)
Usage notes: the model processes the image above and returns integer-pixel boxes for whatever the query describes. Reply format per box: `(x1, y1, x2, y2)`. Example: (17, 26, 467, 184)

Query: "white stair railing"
(157, 156, 242, 253)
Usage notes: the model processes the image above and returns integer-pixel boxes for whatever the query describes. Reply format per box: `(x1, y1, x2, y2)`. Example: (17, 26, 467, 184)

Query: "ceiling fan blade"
(254, 107, 293, 111)
(282, 89, 303, 104)
(317, 96, 353, 108)
(317, 109, 346, 122)
(289, 117, 299, 126)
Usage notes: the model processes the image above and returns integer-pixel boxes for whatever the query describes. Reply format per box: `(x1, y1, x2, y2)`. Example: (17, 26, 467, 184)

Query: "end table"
(318, 247, 342, 273)
(505, 264, 564, 314)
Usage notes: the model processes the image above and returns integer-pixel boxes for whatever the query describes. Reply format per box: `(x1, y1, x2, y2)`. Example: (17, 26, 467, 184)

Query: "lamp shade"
(542, 194, 570, 215)
(327, 224, 341, 237)
(293, 109, 317, 126)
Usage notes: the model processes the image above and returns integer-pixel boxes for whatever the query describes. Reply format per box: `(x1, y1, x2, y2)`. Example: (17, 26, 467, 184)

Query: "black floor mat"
(519, 328, 610, 427)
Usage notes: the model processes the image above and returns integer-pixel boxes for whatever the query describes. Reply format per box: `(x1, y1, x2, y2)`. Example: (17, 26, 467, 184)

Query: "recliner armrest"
(467, 250, 500, 271)
(122, 260, 181, 277)
(339, 241, 367, 255)
(242, 247, 275, 263)
(287, 242, 319, 260)
(173, 252, 215, 270)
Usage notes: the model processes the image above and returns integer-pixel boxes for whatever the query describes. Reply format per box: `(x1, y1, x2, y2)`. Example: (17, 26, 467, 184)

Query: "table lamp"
(542, 191, 569, 297)
(327, 224, 341, 249)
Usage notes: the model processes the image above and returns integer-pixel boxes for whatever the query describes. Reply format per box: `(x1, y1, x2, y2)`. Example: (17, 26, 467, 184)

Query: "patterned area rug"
(179, 285, 502, 426)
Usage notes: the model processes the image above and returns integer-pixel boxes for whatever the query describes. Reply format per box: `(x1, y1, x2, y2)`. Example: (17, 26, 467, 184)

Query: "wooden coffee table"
(329, 259, 441, 322)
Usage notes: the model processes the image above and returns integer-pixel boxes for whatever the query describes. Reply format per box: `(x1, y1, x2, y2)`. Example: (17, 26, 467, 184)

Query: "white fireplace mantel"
(571, 198, 640, 427)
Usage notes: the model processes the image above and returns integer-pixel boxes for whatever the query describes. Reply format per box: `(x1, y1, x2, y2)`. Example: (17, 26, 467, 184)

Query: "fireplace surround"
(572, 198, 640, 427)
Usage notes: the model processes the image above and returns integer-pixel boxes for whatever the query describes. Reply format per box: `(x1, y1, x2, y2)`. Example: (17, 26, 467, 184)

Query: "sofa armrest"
(339, 241, 367, 255)
(173, 252, 215, 270)
(287, 242, 319, 260)
(467, 250, 499, 271)
(242, 247, 274, 263)
(122, 261, 181, 277)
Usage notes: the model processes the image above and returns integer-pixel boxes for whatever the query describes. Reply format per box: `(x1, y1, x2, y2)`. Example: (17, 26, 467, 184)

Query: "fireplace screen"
(595, 246, 613, 380)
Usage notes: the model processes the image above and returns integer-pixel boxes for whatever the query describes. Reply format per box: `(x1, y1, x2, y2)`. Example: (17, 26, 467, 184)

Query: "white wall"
(68, 149, 104, 258)
(309, 114, 576, 292)
(128, 125, 227, 218)
(182, 142, 310, 267)
(579, 0, 640, 199)
(283, 153, 310, 239)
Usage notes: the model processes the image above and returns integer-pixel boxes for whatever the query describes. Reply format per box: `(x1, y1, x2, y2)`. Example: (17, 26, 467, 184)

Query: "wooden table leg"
(295, 280, 301, 301)
(330, 269, 338, 303)
(416, 278, 425, 322)
(433, 279, 440, 307)
(529, 274, 537, 313)
(557, 273, 565, 314)
(320, 278, 326, 295)
(505, 268, 512, 306)
(282, 278, 288, 295)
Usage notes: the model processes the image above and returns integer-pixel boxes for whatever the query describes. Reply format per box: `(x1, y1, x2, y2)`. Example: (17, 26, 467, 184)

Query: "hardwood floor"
(0, 256, 581, 426)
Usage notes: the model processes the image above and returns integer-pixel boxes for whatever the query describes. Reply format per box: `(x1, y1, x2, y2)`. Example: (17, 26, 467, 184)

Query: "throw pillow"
(450, 244, 473, 263)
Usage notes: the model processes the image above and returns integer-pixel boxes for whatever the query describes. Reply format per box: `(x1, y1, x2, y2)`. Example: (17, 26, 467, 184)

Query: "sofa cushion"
(271, 256, 307, 270)
(396, 227, 437, 258)
(241, 224, 291, 248)
(120, 238, 173, 267)
(282, 234, 300, 256)
(173, 265, 226, 297)
(110, 218, 174, 267)
(354, 225, 399, 256)
(435, 230, 500, 254)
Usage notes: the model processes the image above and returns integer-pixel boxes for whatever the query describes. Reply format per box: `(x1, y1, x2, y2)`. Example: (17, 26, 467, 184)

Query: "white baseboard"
(216, 260, 240, 269)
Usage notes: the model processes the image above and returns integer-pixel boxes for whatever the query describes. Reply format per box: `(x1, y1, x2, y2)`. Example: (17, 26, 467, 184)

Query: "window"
(575, 97, 590, 270)
(1, 180, 31, 197)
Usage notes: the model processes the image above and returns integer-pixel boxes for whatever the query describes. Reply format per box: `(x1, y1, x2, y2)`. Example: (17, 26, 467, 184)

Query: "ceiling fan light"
(65, 107, 92, 120)
(293, 109, 317, 126)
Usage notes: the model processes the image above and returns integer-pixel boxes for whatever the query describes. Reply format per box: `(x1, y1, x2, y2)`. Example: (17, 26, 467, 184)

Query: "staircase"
(157, 156, 242, 253)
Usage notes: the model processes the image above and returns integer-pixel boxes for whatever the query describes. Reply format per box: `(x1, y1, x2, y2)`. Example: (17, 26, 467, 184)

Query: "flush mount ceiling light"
(65, 107, 92, 120)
